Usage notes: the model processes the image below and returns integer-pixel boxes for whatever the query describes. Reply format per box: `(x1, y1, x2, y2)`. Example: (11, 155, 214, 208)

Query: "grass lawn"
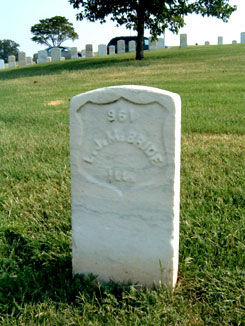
(0, 44, 244, 325)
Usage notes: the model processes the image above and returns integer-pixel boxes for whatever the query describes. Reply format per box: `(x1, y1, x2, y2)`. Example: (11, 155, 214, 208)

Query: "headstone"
(240, 32, 245, 43)
(149, 37, 157, 50)
(71, 47, 78, 59)
(0, 59, 4, 69)
(109, 45, 115, 55)
(128, 40, 136, 52)
(232, 40, 237, 44)
(204, 41, 210, 46)
(81, 49, 86, 58)
(218, 36, 223, 45)
(98, 44, 107, 57)
(51, 48, 61, 62)
(61, 57, 65, 61)
(180, 34, 187, 47)
(117, 40, 125, 54)
(70, 85, 181, 288)
(48, 57, 52, 62)
(37, 50, 48, 63)
(4, 63, 8, 69)
(26, 56, 33, 65)
(8, 55, 16, 68)
(18, 51, 26, 67)
(157, 38, 165, 49)
(85, 44, 93, 58)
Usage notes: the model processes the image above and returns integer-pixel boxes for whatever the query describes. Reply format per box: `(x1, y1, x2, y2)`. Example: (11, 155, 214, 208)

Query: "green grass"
(0, 44, 244, 325)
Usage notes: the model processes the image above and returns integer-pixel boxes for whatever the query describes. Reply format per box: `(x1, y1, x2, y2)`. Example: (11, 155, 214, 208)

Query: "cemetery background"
(0, 44, 244, 325)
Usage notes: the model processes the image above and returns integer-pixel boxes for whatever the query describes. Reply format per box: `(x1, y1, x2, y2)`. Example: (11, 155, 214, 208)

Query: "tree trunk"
(136, 5, 145, 60)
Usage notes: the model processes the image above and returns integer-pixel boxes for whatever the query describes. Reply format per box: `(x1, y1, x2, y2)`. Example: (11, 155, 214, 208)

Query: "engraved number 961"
(107, 108, 135, 122)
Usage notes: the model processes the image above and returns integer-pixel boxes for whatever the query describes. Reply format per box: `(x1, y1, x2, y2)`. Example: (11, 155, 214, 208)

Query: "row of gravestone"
(180, 32, 245, 47)
(1, 32, 245, 70)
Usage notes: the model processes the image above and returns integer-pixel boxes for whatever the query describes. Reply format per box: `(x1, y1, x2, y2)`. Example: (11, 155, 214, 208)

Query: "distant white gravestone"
(109, 45, 115, 55)
(240, 32, 245, 43)
(70, 85, 181, 288)
(0, 59, 4, 69)
(128, 41, 136, 52)
(117, 40, 125, 54)
(37, 50, 48, 63)
(8, 55, 16, 68)
(98, 44, 107, 57)
(18, 52, 26, 67)
(180, 34, 187, 47)
(218, 36, 223, 45)
(51, 48, 61, 62)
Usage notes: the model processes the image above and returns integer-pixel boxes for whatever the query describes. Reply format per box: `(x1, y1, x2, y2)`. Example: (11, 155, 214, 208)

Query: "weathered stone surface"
(37, 50, 48, 63)
(98, 44, 107, 57)
(180, 34, 187, 47)
(157, 38, 165, 49)
(240, 32, 245, 43)
(81, 49, 86, 58)
(8, 55, 16, 68)
(218, 36, 223, 45)
(85, 44, 93, 58)
(51, 48, 61, 62)
(26, 56, 33, 65)
(204, 41, 210, 46)
(0, 59, 4, 69)
(128, 40, 136, 52)
(18, 51, 26, 67)
(117, 40, 125, 54)
(109, 45, 115, 55)
(149, 37, 157, 50)
(70, 85, 181, 288)
(71, 47, 78, 59)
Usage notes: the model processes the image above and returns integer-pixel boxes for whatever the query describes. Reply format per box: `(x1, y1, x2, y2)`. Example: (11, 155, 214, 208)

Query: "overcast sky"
(0, 0, 244, 56)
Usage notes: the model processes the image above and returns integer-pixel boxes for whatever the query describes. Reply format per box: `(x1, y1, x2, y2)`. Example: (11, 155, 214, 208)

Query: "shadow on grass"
(0, 55, 153, 81)
(0, 228, 134, 315)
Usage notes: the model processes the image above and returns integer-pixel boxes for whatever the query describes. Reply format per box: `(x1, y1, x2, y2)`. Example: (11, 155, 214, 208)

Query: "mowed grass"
(0, 44, 244, 325)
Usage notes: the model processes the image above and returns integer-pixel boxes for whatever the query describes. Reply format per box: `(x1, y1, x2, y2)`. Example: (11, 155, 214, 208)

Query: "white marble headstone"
(70, 85, 181, 288)
(71, 47, 78, 59)
(85, 44, 93, 58)
(0, 59, 4, 69)
(37, 50, 48, 63)
(117, 40, 125, 54)
(157, 38, 165, 49)
(109, 46, 115, 55)
(128, 41, 136, 52)
(98, 44, 107, 57)
(204, 41, 210, 46)
(26, 57, 34, 65)
(232, 40, 237, 44)
(8, 55, 16, 68)
(149, 38, 157, 50)
(180, 34, 187, 47)
(218, 36, 223, 45)
(51, 48, 61, 62)
(18, 52, 26, 67)
(240, 32, 245, 44)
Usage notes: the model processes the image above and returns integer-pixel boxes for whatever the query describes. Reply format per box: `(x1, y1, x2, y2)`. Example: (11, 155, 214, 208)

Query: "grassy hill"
(0, 44, 244, 325)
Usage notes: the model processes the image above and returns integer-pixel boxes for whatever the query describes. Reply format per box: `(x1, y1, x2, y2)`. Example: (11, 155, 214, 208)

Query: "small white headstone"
(81, 49, 86, 58)
(0, 59, 4, 69)
(240, 32, 245, 43)
(4, 63, 8, 69)
(26, 57, 33, 65)
(109, 45, 115, 55)
(71, 47, 78, 59)
(8, 55, 16, 68)
(128, 41, 136, 52)
(204, 41, 210, 46)
(37, 50, 48, 63)
(51, 48, 61, 62)
(232, 40, 237, 44)
(18, 52, 26, 67)
(218, 36, 223, 45)
(61, 57, 65, 61)
(157, 38, 165, 49)
(117, 40, 125, 54)
(149, 37, 157, 50)
(180, 34, 187, 47)
(70, 85, 181, 288)
(98, 44, 107, 57)
(85, 44, 93, 58)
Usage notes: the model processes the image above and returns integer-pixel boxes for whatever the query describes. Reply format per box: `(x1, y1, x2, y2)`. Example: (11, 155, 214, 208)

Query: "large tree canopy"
(0, 39, 19, 63)
(69, 0, 236, 60)
(31, 16, 79, 47)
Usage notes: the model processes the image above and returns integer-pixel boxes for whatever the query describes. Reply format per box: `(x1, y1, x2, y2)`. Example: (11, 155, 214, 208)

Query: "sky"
(0, 0, 244, 57)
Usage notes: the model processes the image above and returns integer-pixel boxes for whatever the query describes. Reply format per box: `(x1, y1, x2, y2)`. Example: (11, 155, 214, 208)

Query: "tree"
(69, 0, 236, 60)
(31, 16, 79, 47)
(0, 39, 19, 63)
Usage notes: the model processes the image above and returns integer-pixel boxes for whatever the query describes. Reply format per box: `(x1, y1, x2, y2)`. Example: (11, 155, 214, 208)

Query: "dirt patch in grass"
(47, 100, 65, 106)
